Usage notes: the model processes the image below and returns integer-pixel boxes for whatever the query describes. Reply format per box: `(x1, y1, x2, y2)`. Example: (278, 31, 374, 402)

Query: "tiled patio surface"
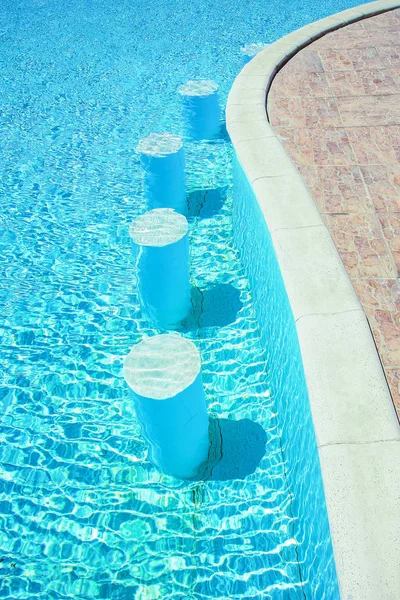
(268, 8, 400, 419)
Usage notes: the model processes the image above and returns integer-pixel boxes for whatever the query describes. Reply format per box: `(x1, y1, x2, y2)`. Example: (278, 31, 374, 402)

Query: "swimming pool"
(0, 0, 366, 598)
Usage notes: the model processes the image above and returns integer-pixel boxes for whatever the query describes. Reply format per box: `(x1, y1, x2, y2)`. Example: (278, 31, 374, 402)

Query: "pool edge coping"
(226, 1, 400, 598)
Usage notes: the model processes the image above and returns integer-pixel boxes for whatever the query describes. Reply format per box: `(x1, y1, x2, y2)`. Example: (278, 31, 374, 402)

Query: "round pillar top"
(129, 208, 189, 247)
(178, 80, 219, 97)
(240, 42, 269, 58)
(123, 334, 201, 400)
(136, 133, 183, 157)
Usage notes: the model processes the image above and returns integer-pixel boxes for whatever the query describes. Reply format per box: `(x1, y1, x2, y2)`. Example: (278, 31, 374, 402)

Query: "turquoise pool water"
(0, 0, 364, 598)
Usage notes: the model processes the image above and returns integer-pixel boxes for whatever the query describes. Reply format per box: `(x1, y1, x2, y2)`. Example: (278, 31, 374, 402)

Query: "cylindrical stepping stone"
(178, 80, 221, 141)
(240, 43, 269, 65)
(137, 133, 186, 214)
(129, 208, 191, 329)
(123, 334, 210, 479)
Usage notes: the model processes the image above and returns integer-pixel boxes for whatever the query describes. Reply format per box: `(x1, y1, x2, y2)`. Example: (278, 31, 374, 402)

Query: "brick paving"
(268, 9, 400, 418)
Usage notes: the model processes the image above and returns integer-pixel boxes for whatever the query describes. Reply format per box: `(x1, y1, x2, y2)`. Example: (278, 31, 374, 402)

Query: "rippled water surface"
(1, 0, 363, 598)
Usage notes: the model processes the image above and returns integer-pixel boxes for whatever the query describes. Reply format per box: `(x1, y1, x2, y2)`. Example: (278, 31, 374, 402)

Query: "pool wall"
(227, 1, 400, 598)
(233, 159, 340, 599)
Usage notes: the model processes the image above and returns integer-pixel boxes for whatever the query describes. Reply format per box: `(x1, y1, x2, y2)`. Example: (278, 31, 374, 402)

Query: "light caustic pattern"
(0, 0, 363, 598)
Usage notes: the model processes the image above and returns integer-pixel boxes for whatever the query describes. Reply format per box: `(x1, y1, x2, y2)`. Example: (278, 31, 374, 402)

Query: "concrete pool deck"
(227, 1, 400, 598)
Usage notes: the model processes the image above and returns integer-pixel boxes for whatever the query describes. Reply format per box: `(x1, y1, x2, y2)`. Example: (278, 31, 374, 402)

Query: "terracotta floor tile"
(385, 369, 400, 417)
(337, 94, 400, 126)
(341, 20, 366, 31)
(362, 11, 400, 29)
(268, 71, 333, 98)
(299, 165, 373, 213)
(326, 70, 399, 97)
(384, 126, 400, 164)
(384, 124, 400, 145)
(310, 127, 356, 165)
(354, 278, 400, 312)
(268, 97, 341, 128)
(325, 213, 397, 278)
(301, 97, 342, 128)
(274, 128, 313, 166)
(390, 68, 400, 88)
(353, 279, 400, 366)
(269, 10, 400, 396)
(318, 47, 385, 71)
(368, 31, 400, 49)
(346, 126, 398, 164)
(268, 98, 304, 128)
(360, 165, 400, 212)
(312, 28, 372, 50)
(376, 45, 400, 69)
(377, 213, 400, 275)
(280, 50, 323, 73)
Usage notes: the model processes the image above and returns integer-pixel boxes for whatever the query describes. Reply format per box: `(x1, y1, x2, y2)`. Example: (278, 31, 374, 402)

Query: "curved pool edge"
(227, 1, 400, 598)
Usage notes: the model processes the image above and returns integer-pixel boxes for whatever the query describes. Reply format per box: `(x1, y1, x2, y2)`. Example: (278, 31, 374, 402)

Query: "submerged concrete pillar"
(129, 208, 191, 329)
(123, 333, 210, 479)
(240, 43, 269, 65)
(137, 133, 186, 214)
(178, 80, 221, 140)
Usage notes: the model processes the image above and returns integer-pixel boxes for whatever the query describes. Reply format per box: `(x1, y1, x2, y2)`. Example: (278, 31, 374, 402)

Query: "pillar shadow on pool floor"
(196, 417, 267, 481)
(181, 283, 242, 331)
